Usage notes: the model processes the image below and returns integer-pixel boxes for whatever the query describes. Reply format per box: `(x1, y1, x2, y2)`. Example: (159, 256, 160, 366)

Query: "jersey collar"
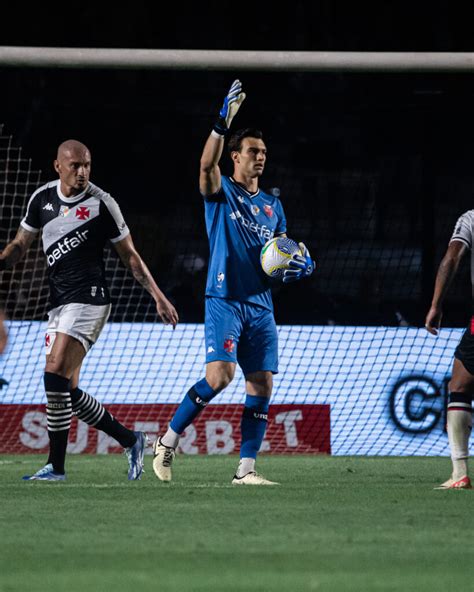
(229, 176, 260, 199)
(56, 180, 89, 203)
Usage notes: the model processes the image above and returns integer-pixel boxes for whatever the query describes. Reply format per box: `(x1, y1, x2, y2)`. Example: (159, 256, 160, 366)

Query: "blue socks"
(170, 378, 218, 434)
(240, 394, 270, 459)
(169, 382, 270, 462)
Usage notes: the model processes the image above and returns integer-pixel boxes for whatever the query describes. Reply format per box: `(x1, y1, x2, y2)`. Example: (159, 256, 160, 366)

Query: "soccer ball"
(260, 237, 302, 279)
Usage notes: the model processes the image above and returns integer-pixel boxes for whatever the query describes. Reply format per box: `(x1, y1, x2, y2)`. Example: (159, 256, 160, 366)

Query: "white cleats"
(152, 437, 175, 482)
(232, 471, 279, 486)
(434, 475, 472, 490)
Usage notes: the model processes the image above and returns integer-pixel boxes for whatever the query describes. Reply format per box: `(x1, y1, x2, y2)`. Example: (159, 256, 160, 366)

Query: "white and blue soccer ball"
(260, 237, 302, 280)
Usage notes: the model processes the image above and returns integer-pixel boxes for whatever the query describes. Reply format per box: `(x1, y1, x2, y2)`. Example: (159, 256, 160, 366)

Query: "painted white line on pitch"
(186, 484, 235, 488)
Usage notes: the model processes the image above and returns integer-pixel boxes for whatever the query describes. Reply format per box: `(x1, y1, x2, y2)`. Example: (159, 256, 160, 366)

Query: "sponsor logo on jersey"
(224, 338, 235, 353)
(263, 204, 273, 218)
(229, 211, 274, 240)
(251, 205, 260, 216)
(43, 203, 54, 211)
(237, 195, 245, 203)
(207, 346, 215, 353)
(75, 206, 90, 220)
(59, 206, 70, 217)
(46, 229, 89, 266)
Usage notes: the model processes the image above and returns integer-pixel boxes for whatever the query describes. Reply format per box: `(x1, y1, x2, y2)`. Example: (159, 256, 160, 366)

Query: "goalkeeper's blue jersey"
(204, 175, 287, 311)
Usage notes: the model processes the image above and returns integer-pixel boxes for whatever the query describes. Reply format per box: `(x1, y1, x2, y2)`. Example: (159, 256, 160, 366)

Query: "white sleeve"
(450, 211, 473, 250)
(101, 194, 130, 243)
(20, 191, 42, 233)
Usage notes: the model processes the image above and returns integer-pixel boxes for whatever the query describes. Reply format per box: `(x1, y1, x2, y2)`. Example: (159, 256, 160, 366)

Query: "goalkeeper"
(153, 80, 314, 485)
(0, 139, 178, 481)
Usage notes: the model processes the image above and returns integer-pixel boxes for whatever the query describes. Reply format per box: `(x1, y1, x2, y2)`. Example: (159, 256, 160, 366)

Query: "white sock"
(161, 427, 181, 449)
(447, 408, 472, 481)
(236, 457, 255, 478)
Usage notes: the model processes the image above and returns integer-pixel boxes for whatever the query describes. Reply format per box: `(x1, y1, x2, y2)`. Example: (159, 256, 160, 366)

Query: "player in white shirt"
(425, 209, 474, 489)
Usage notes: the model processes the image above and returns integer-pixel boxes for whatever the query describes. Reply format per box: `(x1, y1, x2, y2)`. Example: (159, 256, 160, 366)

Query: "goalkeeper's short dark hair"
(228, 128, 264, 153)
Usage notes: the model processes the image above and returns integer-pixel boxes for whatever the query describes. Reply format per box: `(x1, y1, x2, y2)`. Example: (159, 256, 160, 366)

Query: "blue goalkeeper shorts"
(204, 296, 279, 375)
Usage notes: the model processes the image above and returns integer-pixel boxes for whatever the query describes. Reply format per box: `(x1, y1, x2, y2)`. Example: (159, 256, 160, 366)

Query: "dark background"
(2, 1, 474, 326)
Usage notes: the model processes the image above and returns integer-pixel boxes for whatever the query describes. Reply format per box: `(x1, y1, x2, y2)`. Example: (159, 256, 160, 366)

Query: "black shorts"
(454, 318, 474, 375)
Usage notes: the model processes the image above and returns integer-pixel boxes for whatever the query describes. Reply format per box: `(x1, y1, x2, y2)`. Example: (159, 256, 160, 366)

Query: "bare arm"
(0, 311, 7, 354)
(0, 227, 36, 351)
(425, 240, 467, 335)
(0, 226, 37, 269)
(113, 234, 179, 328)
(199, 132, 224, 196)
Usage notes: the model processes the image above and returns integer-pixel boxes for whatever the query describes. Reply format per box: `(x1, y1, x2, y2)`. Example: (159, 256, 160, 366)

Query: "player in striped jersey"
(152, 80, 313, 485)
(425, 210, 474, 489)
(0, 140, 178, 481)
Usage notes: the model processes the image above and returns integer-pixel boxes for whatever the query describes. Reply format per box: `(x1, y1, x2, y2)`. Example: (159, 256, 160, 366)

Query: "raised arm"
(113, 234, 179, 329)
(200, 80, 246, 196)
(199, 134, 224, 197)
(0, 226, 37, 270)
(425, 240, 467, 335)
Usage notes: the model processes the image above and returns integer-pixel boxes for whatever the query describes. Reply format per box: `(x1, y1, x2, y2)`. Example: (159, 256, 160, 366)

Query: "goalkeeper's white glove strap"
(211, 130, 225, 139)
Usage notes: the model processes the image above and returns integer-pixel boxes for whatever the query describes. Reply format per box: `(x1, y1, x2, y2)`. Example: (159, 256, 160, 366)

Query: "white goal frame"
(1, 47, 474, 72)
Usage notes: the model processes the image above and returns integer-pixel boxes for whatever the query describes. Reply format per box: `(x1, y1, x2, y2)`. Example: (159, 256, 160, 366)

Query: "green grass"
(0, 455, 473, 592)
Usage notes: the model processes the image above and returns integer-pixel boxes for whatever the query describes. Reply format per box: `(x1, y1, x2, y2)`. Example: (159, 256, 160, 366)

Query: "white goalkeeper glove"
(213, 79, 246, 136)
(283, 243, 315, 284)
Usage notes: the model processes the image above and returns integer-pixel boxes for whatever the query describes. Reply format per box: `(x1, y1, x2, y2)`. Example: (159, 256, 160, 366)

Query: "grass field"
(1, 454, 473, 592)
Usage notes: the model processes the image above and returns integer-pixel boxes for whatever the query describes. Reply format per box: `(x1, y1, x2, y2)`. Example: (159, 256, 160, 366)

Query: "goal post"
(2, 47, 474, 71)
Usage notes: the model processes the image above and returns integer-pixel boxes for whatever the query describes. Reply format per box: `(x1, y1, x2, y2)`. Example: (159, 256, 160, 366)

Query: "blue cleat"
(125, 431, 147, 480)
(22, 463, 66, 481)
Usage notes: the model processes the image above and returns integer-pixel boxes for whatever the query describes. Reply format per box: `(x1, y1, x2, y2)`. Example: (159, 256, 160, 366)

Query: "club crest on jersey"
(263, 204, 273, 218)
(59, 206, 70, 217)
(224, 337, 235, 353)
(251, 205, 260, 216)
(75, 206, 90, 220)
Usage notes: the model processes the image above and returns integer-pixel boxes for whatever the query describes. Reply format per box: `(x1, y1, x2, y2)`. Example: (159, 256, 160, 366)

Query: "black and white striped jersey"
(21, 180, 129, 308)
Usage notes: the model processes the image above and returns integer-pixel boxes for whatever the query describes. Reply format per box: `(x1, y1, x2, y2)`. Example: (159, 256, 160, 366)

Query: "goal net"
(0, 66, 470, 457)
